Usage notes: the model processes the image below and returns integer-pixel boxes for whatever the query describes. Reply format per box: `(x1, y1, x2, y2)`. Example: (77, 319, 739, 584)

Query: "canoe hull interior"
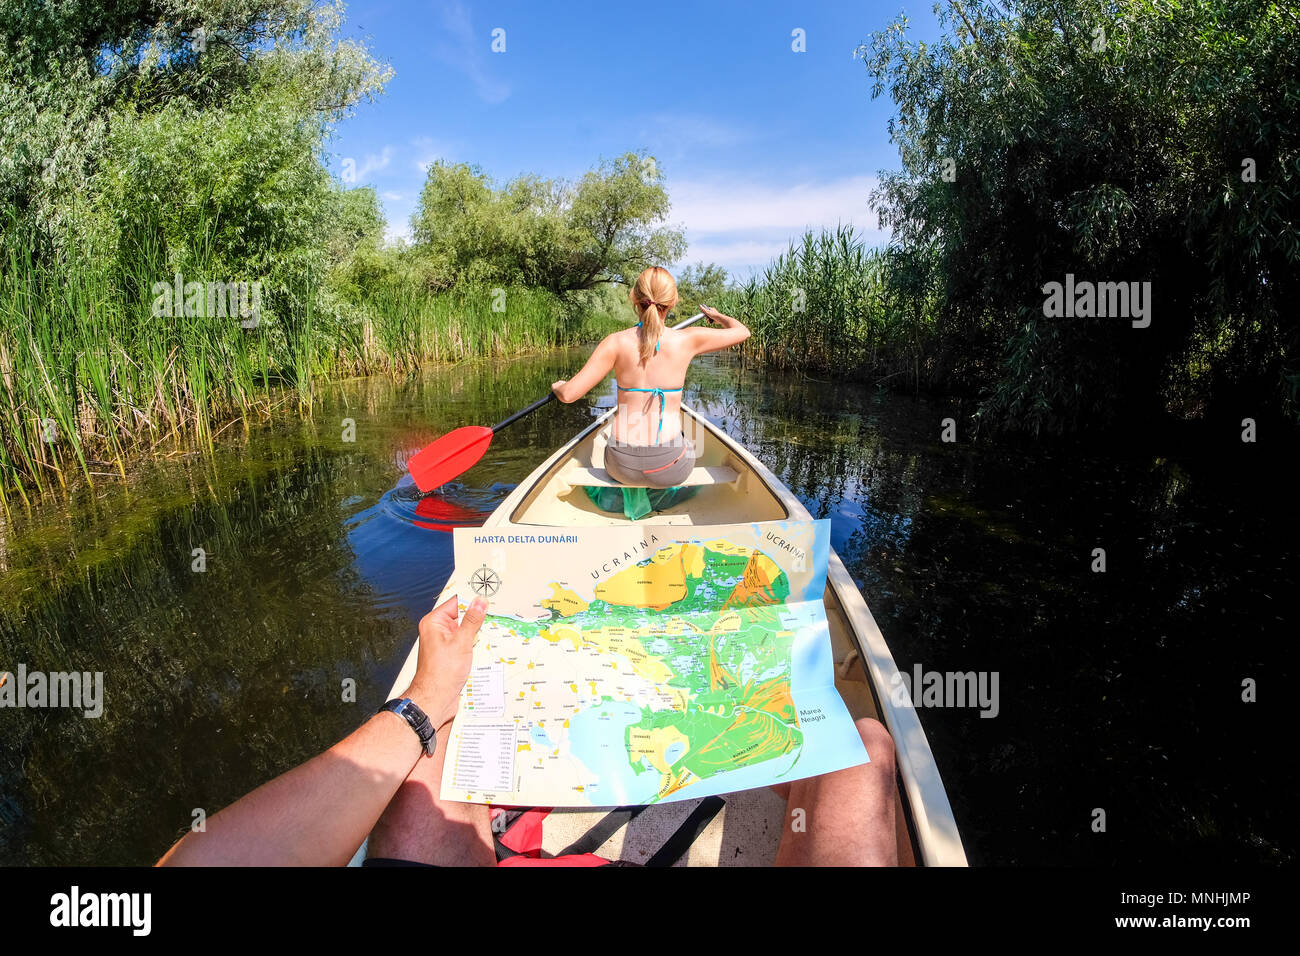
(364, 405, 967, 866)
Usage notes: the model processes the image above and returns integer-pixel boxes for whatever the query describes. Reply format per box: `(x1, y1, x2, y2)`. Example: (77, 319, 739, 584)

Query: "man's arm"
(158, 595, 486, 866)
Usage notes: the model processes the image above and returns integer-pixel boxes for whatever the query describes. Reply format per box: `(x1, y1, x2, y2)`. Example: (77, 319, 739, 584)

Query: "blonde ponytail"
(638, 301, 664, 362)
(630, 266, 678, 363)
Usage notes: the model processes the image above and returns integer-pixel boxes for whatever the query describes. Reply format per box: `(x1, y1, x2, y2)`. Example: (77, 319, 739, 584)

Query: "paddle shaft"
(488, 312, 707, 433)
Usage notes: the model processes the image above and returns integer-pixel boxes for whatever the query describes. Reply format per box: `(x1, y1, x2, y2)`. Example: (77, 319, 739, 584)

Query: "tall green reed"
(0, 216, 621, 503)
(717, 225, 934, 388)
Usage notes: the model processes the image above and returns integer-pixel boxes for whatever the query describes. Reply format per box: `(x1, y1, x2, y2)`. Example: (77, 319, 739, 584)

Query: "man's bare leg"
(773, 717, 898, 866)
(367, 721, 496, 866)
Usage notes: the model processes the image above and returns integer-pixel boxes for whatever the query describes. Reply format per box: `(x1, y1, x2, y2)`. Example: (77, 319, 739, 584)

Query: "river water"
(0, 348, 1293, 865)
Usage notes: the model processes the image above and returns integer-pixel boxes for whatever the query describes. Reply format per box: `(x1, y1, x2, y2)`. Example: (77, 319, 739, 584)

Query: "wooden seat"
(557, 464, 739, 489)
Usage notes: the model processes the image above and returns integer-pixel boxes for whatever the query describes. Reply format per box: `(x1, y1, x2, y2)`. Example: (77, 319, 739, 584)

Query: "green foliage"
(410, 151, 686, 295)
(1, 0, 390, 258)
(0, 1, 623, 498)
(674, 262, 730, 315)
(0, 213, 624, 500)
(353, 282, 624, 371)
(859, 0, 1300, 433)
(718, 226, 930, 382)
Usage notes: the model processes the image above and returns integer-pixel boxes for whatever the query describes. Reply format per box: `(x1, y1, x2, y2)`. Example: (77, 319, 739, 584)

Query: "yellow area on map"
(578, 625, 676, 685)
(628, 725, 690, 774)
(593, 543, 692, 610)
(710, 610, 742, 633)
(658, 766, 698, 800)
(539, 625, 583, 650)
(541, 583, 588, 616)
(535, 613, 694, 706)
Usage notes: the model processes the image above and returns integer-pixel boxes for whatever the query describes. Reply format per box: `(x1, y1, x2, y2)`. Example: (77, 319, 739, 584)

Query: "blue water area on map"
(529, 723, 555, 749)
(663, 741, 687, 765)
(567, 698, 656, 805)
(788, 608, 834, 691)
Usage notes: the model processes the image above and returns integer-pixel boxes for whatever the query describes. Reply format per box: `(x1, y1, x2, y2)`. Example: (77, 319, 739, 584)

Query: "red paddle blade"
(408, 425, 494, 493)
(413, 494, 485, 532)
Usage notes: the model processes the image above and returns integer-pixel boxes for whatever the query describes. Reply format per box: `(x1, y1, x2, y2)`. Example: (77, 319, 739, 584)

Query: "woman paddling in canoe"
(550, 267, 750, 487)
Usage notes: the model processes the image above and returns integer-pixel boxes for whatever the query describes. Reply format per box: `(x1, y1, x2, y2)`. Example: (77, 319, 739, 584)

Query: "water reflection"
(0, 348, 1294, 865)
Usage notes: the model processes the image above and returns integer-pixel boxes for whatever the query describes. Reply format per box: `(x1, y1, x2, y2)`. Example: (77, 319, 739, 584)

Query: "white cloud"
(412, 136, 457, 173)
(345, 146, 393, 183)
(434, 1, 510, 104)
(383, 221, 413, 246)
(665, 174, 889, 276)
(381, 191, 403, 201)
(674, 239, 801, 275)
(670, 175, 880, 234)
(637, 113, 752, 150)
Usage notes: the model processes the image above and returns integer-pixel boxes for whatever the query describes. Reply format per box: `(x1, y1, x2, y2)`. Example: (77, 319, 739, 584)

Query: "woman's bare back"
(611, 326, 691, 446)
(550, 305, 752, 446)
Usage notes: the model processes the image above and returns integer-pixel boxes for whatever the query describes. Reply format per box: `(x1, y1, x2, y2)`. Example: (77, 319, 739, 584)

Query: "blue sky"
(328, 0, 944, 280)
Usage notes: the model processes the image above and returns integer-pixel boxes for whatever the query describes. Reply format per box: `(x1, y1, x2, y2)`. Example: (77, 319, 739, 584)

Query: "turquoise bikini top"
(620, 322, 683, 442)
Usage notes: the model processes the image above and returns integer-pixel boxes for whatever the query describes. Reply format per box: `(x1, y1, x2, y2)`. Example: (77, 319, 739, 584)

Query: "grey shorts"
(603, 437, 697, 489)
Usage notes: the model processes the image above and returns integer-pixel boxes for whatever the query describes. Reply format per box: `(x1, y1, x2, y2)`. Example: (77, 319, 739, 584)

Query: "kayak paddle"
(407, 311, 707, 493)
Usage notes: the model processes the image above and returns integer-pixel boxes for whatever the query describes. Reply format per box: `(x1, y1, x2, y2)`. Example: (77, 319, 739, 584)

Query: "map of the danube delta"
(440, 520, 868, 807)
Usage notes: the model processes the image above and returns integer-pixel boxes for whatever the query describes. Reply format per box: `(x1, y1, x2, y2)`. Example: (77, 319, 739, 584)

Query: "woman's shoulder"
(598, 327, 636, 349)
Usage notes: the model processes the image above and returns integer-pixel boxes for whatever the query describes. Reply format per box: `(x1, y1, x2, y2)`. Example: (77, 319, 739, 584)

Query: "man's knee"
(855, 717, 896, 776)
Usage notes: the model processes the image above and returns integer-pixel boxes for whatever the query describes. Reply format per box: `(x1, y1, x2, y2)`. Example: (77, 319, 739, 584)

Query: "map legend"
(463, 662, 505, 717)
(452, 722, 516, 793)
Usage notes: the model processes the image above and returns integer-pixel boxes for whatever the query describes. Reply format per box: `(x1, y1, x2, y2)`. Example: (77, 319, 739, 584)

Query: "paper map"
(440, 519, 868, 806)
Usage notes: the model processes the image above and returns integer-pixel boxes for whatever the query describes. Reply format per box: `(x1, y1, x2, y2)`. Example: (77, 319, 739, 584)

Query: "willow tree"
(862, 0, 1299, 433)
(0, 0, 390, 282)
(410, 151, 687, 296)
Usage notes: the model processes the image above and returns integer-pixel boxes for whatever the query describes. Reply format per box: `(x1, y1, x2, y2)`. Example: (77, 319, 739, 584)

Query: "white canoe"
(372, 404, 968, 866)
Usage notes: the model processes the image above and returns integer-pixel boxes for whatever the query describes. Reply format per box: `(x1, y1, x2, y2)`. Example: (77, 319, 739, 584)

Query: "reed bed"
(717, 225, 934, 386)
(0, 224, 620, 504)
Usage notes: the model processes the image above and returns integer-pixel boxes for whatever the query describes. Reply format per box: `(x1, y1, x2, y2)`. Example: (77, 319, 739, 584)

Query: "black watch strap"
(379, 698, 437, 756)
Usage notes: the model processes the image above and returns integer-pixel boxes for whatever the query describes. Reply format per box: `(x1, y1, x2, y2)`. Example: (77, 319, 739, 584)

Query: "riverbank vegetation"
(787, 0, 1297, 437)
(0, 1, 672, 501)
(725, 0, 1298, 438)
(717, 227, 928, 388)
(4, 0, 1294, 499)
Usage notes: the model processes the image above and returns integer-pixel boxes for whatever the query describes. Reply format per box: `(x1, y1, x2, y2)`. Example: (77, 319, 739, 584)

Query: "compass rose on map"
(469, 565, 501, 596)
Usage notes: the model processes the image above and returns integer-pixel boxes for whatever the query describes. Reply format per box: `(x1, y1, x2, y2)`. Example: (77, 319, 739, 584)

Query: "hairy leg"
(773, 717, 898, 866)
(367, 725, 496, 866)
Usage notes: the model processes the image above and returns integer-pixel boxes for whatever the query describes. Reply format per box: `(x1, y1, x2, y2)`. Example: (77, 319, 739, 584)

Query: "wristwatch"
(378, 697, 437, 756)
